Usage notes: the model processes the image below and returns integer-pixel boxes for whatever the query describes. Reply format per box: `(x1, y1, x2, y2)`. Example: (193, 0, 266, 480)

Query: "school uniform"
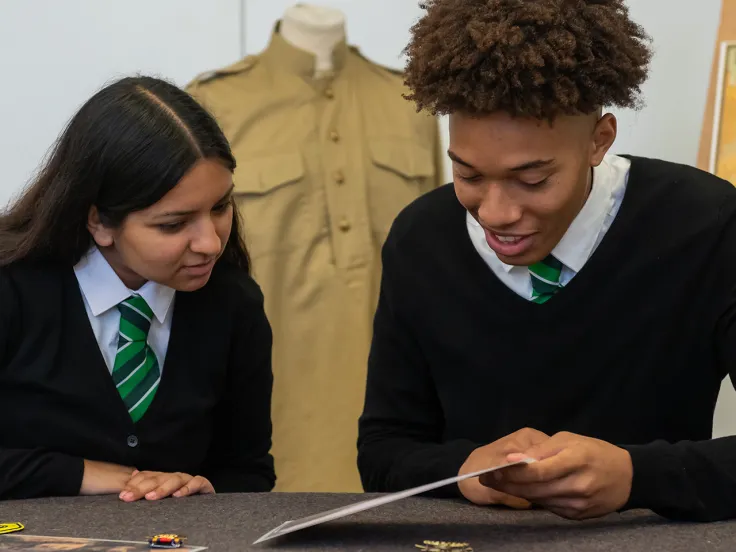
(358, 154, 736, 521)
(0, 247, 275, 500)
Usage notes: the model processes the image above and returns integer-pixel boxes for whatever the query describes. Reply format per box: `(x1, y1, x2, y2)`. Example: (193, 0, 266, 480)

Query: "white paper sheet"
(253, 458, 535, 544)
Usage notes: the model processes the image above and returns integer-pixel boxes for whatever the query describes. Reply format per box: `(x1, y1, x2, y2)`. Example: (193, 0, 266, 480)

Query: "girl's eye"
(157, 221, 185, 233)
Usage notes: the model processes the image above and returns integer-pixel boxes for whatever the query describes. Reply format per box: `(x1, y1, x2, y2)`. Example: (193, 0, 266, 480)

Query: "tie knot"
(529, 254, 563, 284)
(117, 295, 153, 340)
(529, 254, 563, 304)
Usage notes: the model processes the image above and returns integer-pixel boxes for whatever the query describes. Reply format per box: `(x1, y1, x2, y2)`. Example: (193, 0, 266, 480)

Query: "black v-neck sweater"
(0, 261, 275, 499)
(358, 155, 736, 521)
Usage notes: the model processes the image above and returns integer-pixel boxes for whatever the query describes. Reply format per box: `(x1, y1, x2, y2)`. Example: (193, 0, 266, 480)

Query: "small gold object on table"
(415, 540, 473, 551)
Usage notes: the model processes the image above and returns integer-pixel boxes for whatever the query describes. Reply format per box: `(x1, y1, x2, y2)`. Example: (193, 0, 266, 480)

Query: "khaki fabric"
(187, 27, 444, 492)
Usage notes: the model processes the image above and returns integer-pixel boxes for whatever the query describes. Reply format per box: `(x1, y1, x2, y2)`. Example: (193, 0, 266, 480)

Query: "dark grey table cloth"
(1, 493, 734, 551)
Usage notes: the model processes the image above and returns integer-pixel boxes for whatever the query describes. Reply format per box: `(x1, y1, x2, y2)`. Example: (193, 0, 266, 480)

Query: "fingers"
(498, 448, 582, 485)
(513, 432, 577, 463)
(463, 430, 600, 517)
(475, 431, 621, 522)
(547, 506, 584, 520)
(118, 471, 215, 501)
(120, 474, 162, 502)
(120, 472, 189, 502)
(486, 473, 580, 501)
(486, 474, 596, 520)
(478, 471, 502, 487)
(459, 478, 529, 509)
(475, 487, 532, 509)
(120, 471, 153, 502)
(546, 499, 601, 520)
(506, 453, 532, 463)
(511, 427, 550, 447)
(173, 476, 215, 498)
(537, 497, 589, 512)
(494, 492, 533, 510)
(500, 428, 550, 457)
(146, 473, 194, 501)
(480, 448, 589, 507)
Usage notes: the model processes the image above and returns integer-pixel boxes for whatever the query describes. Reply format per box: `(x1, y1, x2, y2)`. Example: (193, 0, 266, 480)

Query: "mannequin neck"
(280, 4, 346, 76)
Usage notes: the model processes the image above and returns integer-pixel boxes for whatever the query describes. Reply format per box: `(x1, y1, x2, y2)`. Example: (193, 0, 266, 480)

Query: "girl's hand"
(80, 459, 136, 495)
(118, 470, 215, 502)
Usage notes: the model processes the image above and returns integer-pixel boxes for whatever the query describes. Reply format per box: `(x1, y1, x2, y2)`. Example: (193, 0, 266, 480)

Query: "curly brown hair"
(404, 0, 653, 120)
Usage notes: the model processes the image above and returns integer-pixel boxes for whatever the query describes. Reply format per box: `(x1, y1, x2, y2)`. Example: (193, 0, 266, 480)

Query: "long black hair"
(0, 75, 250, 272)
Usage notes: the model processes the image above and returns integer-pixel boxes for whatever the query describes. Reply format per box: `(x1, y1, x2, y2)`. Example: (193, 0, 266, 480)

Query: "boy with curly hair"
(358, 0, 736, 522)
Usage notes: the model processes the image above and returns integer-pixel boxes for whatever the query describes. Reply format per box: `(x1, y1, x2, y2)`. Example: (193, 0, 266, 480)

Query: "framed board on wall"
(709, 41, 736, 184)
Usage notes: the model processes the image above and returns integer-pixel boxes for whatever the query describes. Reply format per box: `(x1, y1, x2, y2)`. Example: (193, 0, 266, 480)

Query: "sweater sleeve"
(357, 230, 479, 495)
(619, 242, 736, 521)
(199, 274, 276, 493)
(621, 437, 736, 521)
(0, 268, 85, 500)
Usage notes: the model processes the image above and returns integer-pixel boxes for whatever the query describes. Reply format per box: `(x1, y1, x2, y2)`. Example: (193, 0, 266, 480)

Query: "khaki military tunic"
(187, 28, 444, 492)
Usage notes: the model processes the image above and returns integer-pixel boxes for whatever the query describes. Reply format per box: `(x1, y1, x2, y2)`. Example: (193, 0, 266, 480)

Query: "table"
(1, 493, 735, 551)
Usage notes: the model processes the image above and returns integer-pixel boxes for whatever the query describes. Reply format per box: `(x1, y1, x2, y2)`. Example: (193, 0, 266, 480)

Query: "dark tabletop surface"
(1, 493, 735, 551)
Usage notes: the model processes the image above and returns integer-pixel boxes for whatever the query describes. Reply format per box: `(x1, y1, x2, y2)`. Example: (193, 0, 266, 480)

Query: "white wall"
(608, 0, 722, 165)
(0, 0, 733, 435)
(0, 0, 243, 208)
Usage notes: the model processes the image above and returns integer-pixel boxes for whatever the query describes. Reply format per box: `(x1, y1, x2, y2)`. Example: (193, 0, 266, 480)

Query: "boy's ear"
(591, 113, 617, 166)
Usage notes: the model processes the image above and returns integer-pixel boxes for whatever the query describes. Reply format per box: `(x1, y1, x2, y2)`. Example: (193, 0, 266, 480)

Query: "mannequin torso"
(280, 4, 346, 76)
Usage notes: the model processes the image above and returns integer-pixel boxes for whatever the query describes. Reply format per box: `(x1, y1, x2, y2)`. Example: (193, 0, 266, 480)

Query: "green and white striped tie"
(112, 295, 160, 423)
(529, 255, 563, 304)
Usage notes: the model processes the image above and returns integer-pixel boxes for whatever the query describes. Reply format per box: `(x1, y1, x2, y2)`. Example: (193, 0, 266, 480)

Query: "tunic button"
(325, 88, 335, 99)
(338, 219, 351, 232)
(334, 171, 345, 184)
(329, 130, 340, 143)
(127, 435, 139, 448)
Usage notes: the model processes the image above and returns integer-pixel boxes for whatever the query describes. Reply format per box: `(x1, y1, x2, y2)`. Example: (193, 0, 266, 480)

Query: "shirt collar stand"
(74, 247, 175, 324)
(263, 22, 349, 83)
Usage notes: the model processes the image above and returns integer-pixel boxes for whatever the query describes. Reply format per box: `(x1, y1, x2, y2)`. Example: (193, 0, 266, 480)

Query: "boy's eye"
(520, 177, 550, 188)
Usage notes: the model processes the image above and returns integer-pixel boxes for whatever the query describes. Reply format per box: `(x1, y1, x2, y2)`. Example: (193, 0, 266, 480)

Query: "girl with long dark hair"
(0, 76, 275, 500)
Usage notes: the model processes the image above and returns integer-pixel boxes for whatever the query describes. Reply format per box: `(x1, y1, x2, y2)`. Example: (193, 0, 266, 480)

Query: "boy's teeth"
(496, 235, 522, 243)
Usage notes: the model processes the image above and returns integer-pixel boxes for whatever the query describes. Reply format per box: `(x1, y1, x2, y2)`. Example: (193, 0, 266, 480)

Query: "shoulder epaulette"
(349, 46, 405, 77)
(190, 55, 259, 86)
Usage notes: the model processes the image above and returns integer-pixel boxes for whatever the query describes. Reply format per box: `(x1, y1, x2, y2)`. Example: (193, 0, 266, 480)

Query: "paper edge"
(253, 521, 292, 544)
(252, 457, 535, 544)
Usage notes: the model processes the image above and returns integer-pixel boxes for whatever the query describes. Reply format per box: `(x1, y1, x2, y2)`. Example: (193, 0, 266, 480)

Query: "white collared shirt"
(73, 247, 176, 373)
(467, 154, 631, 299)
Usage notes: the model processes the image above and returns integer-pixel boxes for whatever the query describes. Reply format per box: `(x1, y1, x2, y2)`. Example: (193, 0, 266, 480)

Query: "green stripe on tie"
(112, 295, 160, 423)
(529, 255, 563, 304)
